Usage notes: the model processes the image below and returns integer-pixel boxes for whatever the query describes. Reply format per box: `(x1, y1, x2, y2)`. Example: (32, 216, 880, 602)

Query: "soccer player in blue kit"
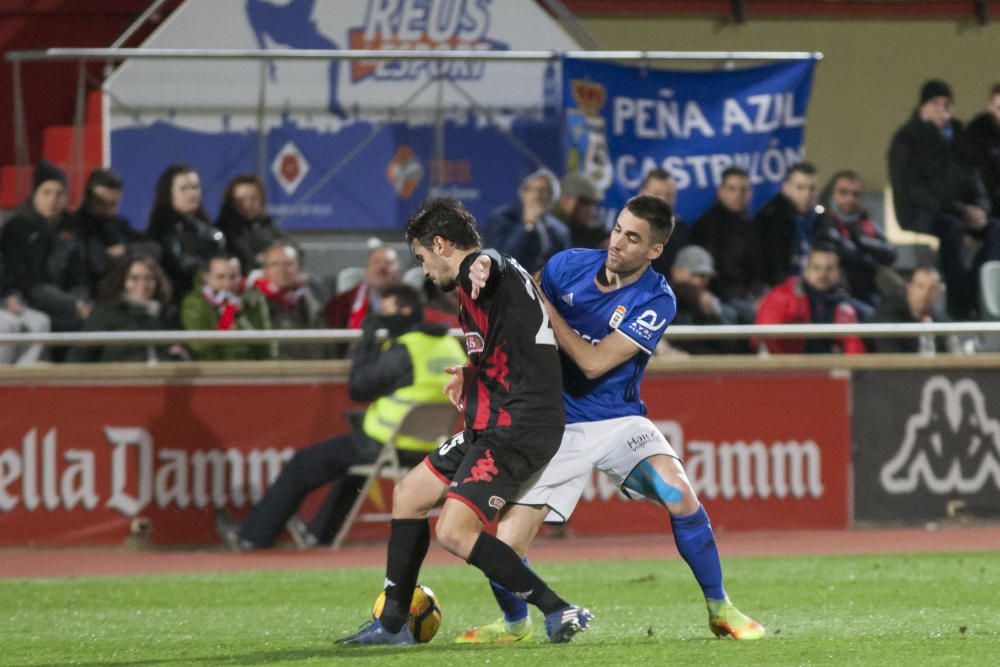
(453, 194, 765, 643)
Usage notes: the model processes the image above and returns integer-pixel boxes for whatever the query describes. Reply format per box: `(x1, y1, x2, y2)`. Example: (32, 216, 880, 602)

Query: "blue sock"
(489, 557, 530, 623)
(670, 505, 726, 601)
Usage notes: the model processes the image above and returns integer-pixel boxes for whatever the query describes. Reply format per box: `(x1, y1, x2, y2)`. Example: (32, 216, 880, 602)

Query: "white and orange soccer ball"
(373, 584, 442, 643)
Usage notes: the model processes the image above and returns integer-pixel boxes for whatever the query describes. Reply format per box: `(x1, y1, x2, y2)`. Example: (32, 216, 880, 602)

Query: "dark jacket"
(754, 193, 814, 287)
(56, 207, 148, 297)
(147, 211, 225, 300)
(689, 202, 766, 301)
(813, 209, 896, 304)
(960, 112, 1000, 215)
(482, 203, 570, 273)
(872, 289, 952, 353)
(0, 202, 84, 331)
(216, 210, 287, 272)
(66, 299, 180, 363)
(888, 112, 967, 233)
(669, 286, 741, 355)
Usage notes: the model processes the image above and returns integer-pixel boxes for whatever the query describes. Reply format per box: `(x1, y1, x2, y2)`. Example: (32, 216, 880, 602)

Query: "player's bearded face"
(412, 241, 458, 292)
(606, 209, 659, 277)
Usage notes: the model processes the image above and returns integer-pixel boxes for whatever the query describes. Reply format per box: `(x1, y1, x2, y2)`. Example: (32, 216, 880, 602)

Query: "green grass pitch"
(3, 551, 998, 666)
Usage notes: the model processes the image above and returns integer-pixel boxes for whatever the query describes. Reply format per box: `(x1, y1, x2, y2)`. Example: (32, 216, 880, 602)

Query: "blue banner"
(562, 58, 816, 224)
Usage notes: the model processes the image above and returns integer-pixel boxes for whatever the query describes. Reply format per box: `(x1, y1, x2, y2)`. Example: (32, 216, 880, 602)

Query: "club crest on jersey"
(465, 332, 485, 355)
(609, 305, 627, 329)
(561, 292, 574, 306)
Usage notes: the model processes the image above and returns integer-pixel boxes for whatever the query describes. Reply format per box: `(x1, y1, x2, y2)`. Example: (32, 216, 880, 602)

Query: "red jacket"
(754, 277, 866, 354)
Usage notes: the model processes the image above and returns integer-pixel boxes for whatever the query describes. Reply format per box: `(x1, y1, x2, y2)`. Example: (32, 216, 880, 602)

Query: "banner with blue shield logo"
(562, 57, 816, 224)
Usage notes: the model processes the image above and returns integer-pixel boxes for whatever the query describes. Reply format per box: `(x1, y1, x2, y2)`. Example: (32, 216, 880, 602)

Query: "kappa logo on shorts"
(462, 448, 499, 483)
(465, 332, 485, 355)
(488, 495, 506, 511)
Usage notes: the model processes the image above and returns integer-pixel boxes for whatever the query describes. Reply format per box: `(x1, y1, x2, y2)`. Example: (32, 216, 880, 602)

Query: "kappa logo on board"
(880, 376, 1000, 495)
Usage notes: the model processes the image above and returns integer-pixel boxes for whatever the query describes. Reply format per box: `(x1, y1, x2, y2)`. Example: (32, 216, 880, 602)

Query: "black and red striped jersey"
(457, 250, 564, 431)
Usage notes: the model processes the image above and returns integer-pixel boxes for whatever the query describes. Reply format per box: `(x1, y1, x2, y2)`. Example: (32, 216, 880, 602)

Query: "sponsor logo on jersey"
(609, 305, 626, 329)
(488, 495, 506, 511)
(561, 292, 574, 306)
(880, 376, 1000, 494)
(465, 332, 485, 355)
(629, 308, 667, 340)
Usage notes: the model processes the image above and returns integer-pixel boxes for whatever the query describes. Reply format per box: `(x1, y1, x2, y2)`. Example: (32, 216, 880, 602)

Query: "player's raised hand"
(469, 254, 492, 299)
(443, 365, 465, 411)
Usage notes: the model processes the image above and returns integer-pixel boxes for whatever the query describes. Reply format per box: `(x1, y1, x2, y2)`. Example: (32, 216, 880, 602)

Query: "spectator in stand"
(815, 170, 900, 306)
(325, 244, 402, 330)
(644, 169, 690, 275)
(889, 79, 1000, 320)
(690, 166, 766, 309)
(244, 241, 325, 359)
(66, 255, 187, 363)
(961, 83, 1000, 220)
(0, 160, 92, 333)
(215, 285, 465, 550)
(216, 174, 288, 272)
(55, 168, 148, 300)
(873, 265, 953, 354)
(0, 253, 50, 365)
(483, 168, 570, 272)
(666, 245, 741, 355)
(147, 164, 225, 301)
(551, 172, 605, 249)
(180, 254, 273, 361)
(756, 162, 821, 287)
(754, 244, 866, 355)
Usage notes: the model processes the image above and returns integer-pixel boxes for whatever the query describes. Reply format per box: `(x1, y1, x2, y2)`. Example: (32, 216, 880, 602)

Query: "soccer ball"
(373, 584, 442, 643)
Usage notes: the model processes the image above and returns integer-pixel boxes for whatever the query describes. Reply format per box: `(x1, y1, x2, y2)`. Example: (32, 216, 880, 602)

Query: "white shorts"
(513, 415, 678, 523)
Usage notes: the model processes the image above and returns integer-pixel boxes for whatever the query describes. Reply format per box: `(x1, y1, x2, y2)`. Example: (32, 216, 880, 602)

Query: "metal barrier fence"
(1, 322, 998, 347)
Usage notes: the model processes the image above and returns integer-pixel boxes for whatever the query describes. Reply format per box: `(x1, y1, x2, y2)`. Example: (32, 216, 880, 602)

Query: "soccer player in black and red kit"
(338, 198, 592, 645)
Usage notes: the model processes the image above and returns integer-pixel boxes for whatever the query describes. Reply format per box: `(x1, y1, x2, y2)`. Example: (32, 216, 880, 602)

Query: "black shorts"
(424, 425, 563, 524)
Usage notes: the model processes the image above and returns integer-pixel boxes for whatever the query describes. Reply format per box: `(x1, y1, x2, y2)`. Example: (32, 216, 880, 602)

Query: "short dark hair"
(86, 168, 123, 194)
(404, 198, 481, 250)
(810, 241, 840, 259)
(785, 162, 817, 181)
(721, 166, 749, 183)
(990, 82, 1000, 98)
(641, 168, 672, 188)
(625, 194, 674, 246)
(382, 284, 424, 317)
(201, 253, 239, 275)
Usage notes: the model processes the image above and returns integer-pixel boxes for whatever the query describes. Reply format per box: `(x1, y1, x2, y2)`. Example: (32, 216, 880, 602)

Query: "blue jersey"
(541, 248, 676, 424)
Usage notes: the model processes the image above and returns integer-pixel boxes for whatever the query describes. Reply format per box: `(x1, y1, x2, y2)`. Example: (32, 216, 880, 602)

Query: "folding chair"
(332, 401, 459, 549)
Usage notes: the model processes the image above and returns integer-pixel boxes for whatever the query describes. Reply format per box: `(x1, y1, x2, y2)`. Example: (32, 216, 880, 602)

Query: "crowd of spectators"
(1, 79, 997, 364)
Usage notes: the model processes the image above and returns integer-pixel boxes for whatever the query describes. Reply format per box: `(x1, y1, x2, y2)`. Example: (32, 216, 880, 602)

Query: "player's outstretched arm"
(541, 290, 639, 379)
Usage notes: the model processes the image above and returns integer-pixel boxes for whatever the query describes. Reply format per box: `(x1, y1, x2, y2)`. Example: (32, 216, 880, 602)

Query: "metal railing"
(1, 322, 997, 348)
(5, 48, 823, 63)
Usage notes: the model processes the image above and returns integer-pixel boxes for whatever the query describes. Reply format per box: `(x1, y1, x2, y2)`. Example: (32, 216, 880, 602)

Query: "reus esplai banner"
(562, 58, 816, 223)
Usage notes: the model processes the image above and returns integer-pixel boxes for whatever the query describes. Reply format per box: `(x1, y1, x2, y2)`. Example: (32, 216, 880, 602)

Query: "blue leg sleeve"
(489, 557, 530, 623)
(671, 505, 726, 601)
